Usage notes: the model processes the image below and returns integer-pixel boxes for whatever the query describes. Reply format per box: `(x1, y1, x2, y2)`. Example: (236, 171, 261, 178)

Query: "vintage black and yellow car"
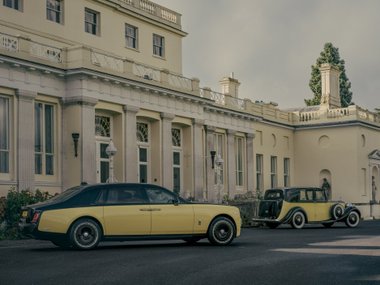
(19, 183, 241, 250)
(252, 187, 361, 229)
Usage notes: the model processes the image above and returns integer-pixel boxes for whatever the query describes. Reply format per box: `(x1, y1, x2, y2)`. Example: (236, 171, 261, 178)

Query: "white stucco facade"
(0, 0, 379, 217)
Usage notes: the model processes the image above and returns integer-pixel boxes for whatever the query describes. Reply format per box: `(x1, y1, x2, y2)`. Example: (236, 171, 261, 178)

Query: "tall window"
(235, 137, 244, 186)
(3, 0, 21, 10)
(137, 122, 149, 183)
(85, 8, 100, 35)
(284, 158, 290, 187)
(153, 34, 165, 57)
(0, 97, 9, 174)
(256, 154, 263, 192)
(213, 133, 225, 184)
(47, 0, 63, 23)
(35, 103, 55, 175)
(95, 115, 111, 183)
(172, 128, 182, 195)
(125, 24, 138, 49)
(270, 156, 277, 188)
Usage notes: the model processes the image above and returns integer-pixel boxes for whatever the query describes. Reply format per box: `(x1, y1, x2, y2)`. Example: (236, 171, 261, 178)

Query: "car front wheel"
(207, 217, 236, 246)
(69, 219, 102, 250)
(291, 211, 305, 229)
(345, 211, 360, 228)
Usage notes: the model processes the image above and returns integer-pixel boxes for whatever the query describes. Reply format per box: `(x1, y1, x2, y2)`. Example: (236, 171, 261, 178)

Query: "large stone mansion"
(0, 0, 379, 217)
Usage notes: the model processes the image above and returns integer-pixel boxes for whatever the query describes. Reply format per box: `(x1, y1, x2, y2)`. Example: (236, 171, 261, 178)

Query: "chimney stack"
(319, 63, 341, 109)
(219, 73, 240, 98)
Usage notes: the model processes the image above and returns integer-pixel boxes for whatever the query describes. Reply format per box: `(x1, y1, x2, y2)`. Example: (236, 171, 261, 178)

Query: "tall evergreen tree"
(305, 43, 353, 107)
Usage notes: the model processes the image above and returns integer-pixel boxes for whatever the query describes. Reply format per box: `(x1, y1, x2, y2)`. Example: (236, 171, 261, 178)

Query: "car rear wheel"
(331, 204, 344, 220)
(291, 211, 305, 229)
(345, 211, 360, 228)
(69, 219, 102, 250)
(207, 217, 236, 246)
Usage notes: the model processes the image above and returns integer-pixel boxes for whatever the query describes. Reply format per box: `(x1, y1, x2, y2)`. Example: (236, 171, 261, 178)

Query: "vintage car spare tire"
(331, 204, 344, 220)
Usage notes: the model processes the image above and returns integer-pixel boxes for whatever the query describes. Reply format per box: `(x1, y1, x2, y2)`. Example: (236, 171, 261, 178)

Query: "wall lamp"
(72, 133, 80, 157)
(210, 150, 216, 169)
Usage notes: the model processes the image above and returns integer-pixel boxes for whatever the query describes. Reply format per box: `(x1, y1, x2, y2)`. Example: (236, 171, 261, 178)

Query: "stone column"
(192, 119, 204, 200)
(160, 112, 175, 190)
(16, 89, 37, 190)
(62, 96, 98, 189)
(227, 129, 236, 198)
(205, 126, 215, 202)
(246, 133, 255, 193)
(124, 105, 139, 182)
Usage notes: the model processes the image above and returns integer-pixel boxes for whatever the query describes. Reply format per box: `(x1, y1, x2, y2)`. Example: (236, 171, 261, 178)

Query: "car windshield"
(264, 189, 284, 200)
(46, 185, 84, 203)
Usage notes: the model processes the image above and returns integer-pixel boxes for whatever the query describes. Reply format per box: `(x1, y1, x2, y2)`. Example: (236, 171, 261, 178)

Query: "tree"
(305, 43, 353, 107)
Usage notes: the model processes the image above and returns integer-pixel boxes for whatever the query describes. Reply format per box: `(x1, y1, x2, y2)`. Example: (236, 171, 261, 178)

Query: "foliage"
(225, 191, 262, 227)
(305, 42, 353, 107)
(0, 188, 52, 240)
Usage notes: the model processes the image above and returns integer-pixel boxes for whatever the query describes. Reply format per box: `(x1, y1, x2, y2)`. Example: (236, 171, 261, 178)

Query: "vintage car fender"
(336, 205, 361, 221)
(281, 207, 308, 224)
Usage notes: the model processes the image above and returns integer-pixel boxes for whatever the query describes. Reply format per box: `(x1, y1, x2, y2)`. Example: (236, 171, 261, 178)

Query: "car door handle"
(150, 208, 161, 211)
(139, 208, 151, 211)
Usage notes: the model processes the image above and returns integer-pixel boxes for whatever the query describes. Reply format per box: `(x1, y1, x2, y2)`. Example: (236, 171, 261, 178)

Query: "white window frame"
(85, 8, 100, 36)
(46, 0, 63, 24)
(256, 154, 263, 192)
(3, 0, 22, 11)
(172, 127, 182, 194)
(235, 136, 245, 187)
(284, 157, 290, 187)
(137, 122, 150, 184)
(0, 96, 10, 176)
(125, 23, 138, 50)
(34, 102, 56, 177)
(153, 34, 165, 58)
(270, 156, 277, 188)
(95, 114, 113, 183)
(213, 133, 225, 185)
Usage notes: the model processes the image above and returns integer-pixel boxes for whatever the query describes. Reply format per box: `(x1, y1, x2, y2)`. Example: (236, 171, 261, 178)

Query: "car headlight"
(346, 202, 352, 207)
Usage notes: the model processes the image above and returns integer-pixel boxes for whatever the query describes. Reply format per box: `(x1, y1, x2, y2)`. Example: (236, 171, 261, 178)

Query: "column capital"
(246, 133, 255, 139)
(160, 112, 175, 120)
(16, 89, 37, 101)
(62, 96, 98, 107)
(205, 125, 216, 133)
(192, 118, 204, 126)
(123, 104, 139, 113)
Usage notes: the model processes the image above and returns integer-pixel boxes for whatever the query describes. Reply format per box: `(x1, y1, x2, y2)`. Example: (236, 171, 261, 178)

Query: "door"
(145, 185, 194, 234)
(103, 185, 151, 236)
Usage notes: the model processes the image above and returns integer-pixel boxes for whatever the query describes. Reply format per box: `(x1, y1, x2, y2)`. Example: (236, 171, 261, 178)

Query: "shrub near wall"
(225, 191, 261, 227)
(0, 189, 52, 240)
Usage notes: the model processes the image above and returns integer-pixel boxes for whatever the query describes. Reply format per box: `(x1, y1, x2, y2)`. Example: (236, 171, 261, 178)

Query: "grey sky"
(154, 0, 380, 110)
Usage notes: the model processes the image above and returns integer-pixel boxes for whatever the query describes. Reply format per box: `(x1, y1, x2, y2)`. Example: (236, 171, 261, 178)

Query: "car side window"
(287, 190, 300, 202)
(315, 189, 327, 201)
(70, 187, 102, 206)
(145, 187, 177, 204)
(106, 186, 148, 204)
